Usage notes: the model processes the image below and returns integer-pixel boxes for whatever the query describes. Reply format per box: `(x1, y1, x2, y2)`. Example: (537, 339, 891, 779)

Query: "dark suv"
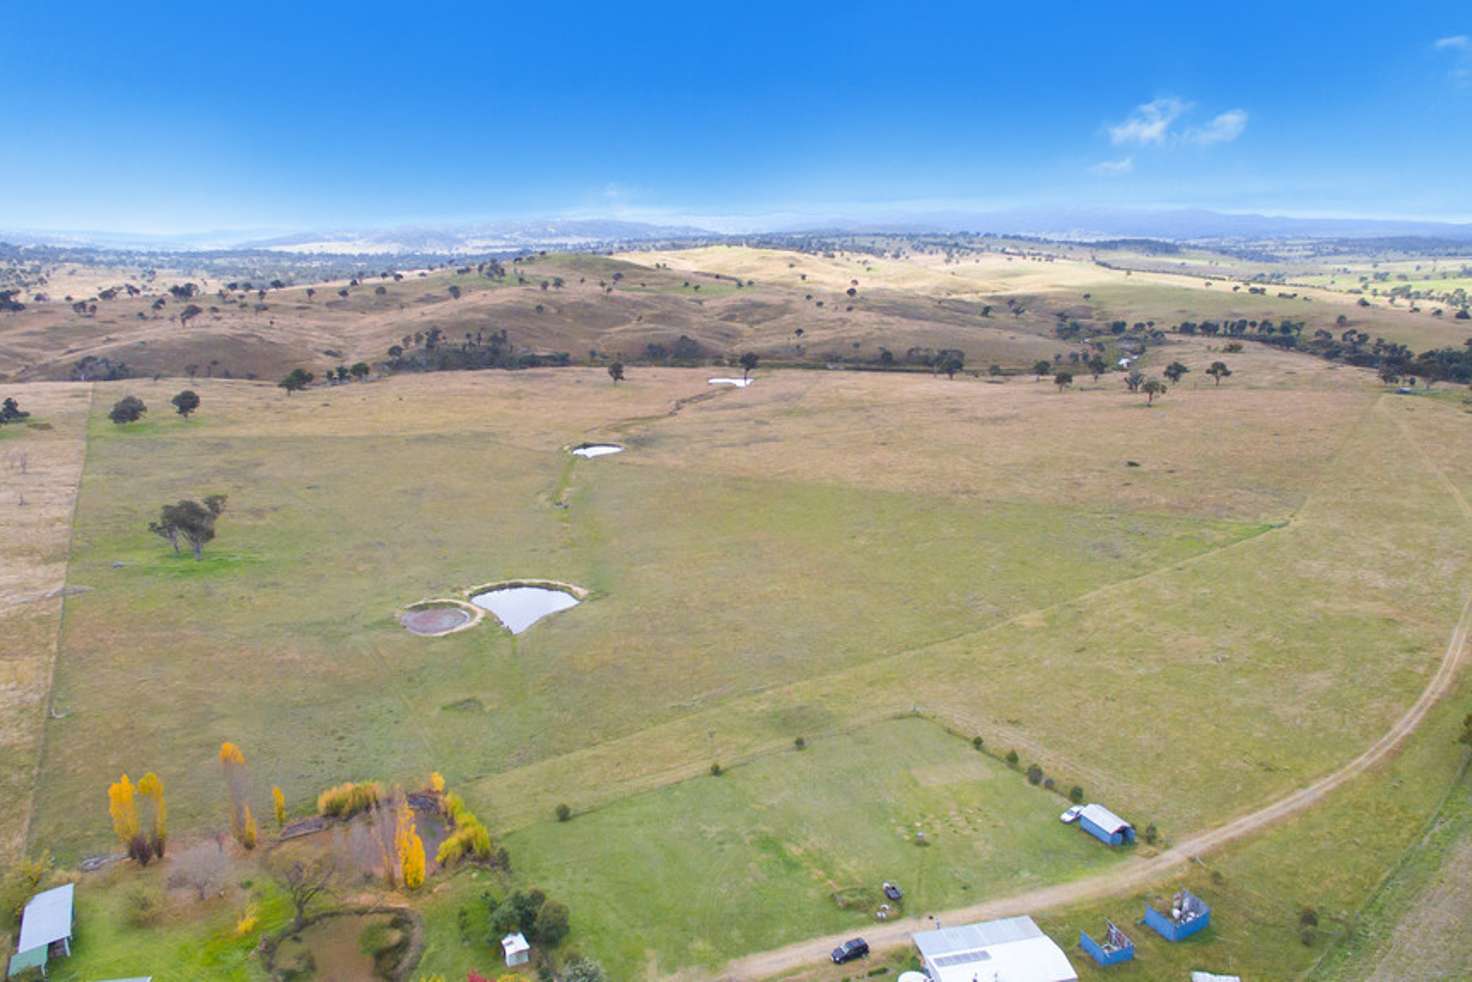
(831, 938, 870, 964)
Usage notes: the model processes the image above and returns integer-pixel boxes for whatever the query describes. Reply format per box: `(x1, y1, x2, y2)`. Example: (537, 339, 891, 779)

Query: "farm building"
(1078, 920, 1134, 966)
(1144, 889, 1212, 942)
(912, 915, 1077, 982)
(501, 931, 530, 967)
(1077, 804, 1135, 846)
(8, 883, 74, 978)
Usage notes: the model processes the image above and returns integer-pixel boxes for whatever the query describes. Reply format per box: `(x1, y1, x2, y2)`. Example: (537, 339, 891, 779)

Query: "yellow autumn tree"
(429, 772, 445, 794)
(241, 805, 258, 850)
(107, 774, 139, 848)
(136, 771, 167, 857)
(219, 742, 252, 845)
(395, 798, 426, 890)
(272, 786, 286, 828)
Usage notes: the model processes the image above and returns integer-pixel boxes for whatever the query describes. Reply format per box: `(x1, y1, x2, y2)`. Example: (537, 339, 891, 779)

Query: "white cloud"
(1108, 97, 1189, 145)
(1090, 157, 1134, 176)
(1434, 34, 1472, 85)
(1187, 109, 1248, 145)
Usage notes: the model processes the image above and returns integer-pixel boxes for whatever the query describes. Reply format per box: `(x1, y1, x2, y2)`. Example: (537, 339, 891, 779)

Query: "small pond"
(571, 443, 624, 458)
(471, 585, 581, 634)
(708, 377, 754, 387)
(401, 606, 473, 636)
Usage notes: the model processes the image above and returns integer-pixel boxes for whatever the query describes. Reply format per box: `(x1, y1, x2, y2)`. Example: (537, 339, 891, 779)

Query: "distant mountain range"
(0, 219, 718, 255)
(779, 207, 1472, 243)
(235, 219, 718, 255)
(5, 209, 1472, 255)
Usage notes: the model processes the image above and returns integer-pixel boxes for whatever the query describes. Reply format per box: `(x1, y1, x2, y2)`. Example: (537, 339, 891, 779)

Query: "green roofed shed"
(7, 945, 47, 978)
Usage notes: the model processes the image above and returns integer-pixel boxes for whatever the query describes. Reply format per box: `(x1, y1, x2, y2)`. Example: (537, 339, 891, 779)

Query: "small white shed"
(501, 931, 530, 967)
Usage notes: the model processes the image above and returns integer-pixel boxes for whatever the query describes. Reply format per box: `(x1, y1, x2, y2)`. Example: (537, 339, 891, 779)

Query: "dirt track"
(719, 399, 1472, 980)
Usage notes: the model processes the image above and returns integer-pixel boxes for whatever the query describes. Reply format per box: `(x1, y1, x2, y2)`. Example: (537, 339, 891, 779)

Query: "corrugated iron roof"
(16, 883, 73, 954)
(913, 915, 1043, 958)
(1080, 803, 1131, 833)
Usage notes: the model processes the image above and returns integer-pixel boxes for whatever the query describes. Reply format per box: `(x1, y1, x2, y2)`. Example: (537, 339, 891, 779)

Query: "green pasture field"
(13, 346, 1472, 979)
(477, 717, 1125, 978)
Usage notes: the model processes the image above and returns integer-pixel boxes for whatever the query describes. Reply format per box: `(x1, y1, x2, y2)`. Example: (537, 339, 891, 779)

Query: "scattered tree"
(738, 352, 759, 380)
(1206, 361, 1232, 386)
(272, 855, 337, 931)
(1053, 371, 1073, 392)
(0, 397, 30, 423)
(937, 351, 965, 379)
(279, 368, 314, 395)
(607, 362, 624, 384)
(171, 389, 200, 419)
(1032, 360, 1051, 381)
(350, 362, 370, 381)
(1163, 361, 1190, 383)
(109, 395, 148, 424)
(149, 495, 227, 559)
(1142, 377, 1167, 404)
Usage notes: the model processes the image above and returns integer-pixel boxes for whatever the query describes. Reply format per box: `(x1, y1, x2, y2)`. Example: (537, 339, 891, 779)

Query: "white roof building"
(912, 915, 1077, 982)
(17, 882, 74, 956)
(1079, 803, 1131, 834)
(501, 931, 530, 967)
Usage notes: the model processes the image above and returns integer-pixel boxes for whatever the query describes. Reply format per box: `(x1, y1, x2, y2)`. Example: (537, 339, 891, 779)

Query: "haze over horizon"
(6, 1, 1470, 236)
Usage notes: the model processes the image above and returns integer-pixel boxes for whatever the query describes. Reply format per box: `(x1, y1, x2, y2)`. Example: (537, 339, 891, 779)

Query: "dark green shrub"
(533, 900, 570, 946)
(971, 736, 984, 751)
(1005, 750, 1019, 767)
(555, 803, 572, 822)
(1069, 786, 1084, 804)
(1026, 764, 1043, 785)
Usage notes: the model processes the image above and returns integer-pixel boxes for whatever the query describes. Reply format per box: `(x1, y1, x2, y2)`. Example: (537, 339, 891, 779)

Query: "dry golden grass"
(614, 338, 1375, 522)
(0, 382, 92, 859)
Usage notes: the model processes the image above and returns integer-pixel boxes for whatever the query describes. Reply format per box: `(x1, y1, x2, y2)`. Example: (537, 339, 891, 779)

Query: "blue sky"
(4, 1, 1470, 233)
